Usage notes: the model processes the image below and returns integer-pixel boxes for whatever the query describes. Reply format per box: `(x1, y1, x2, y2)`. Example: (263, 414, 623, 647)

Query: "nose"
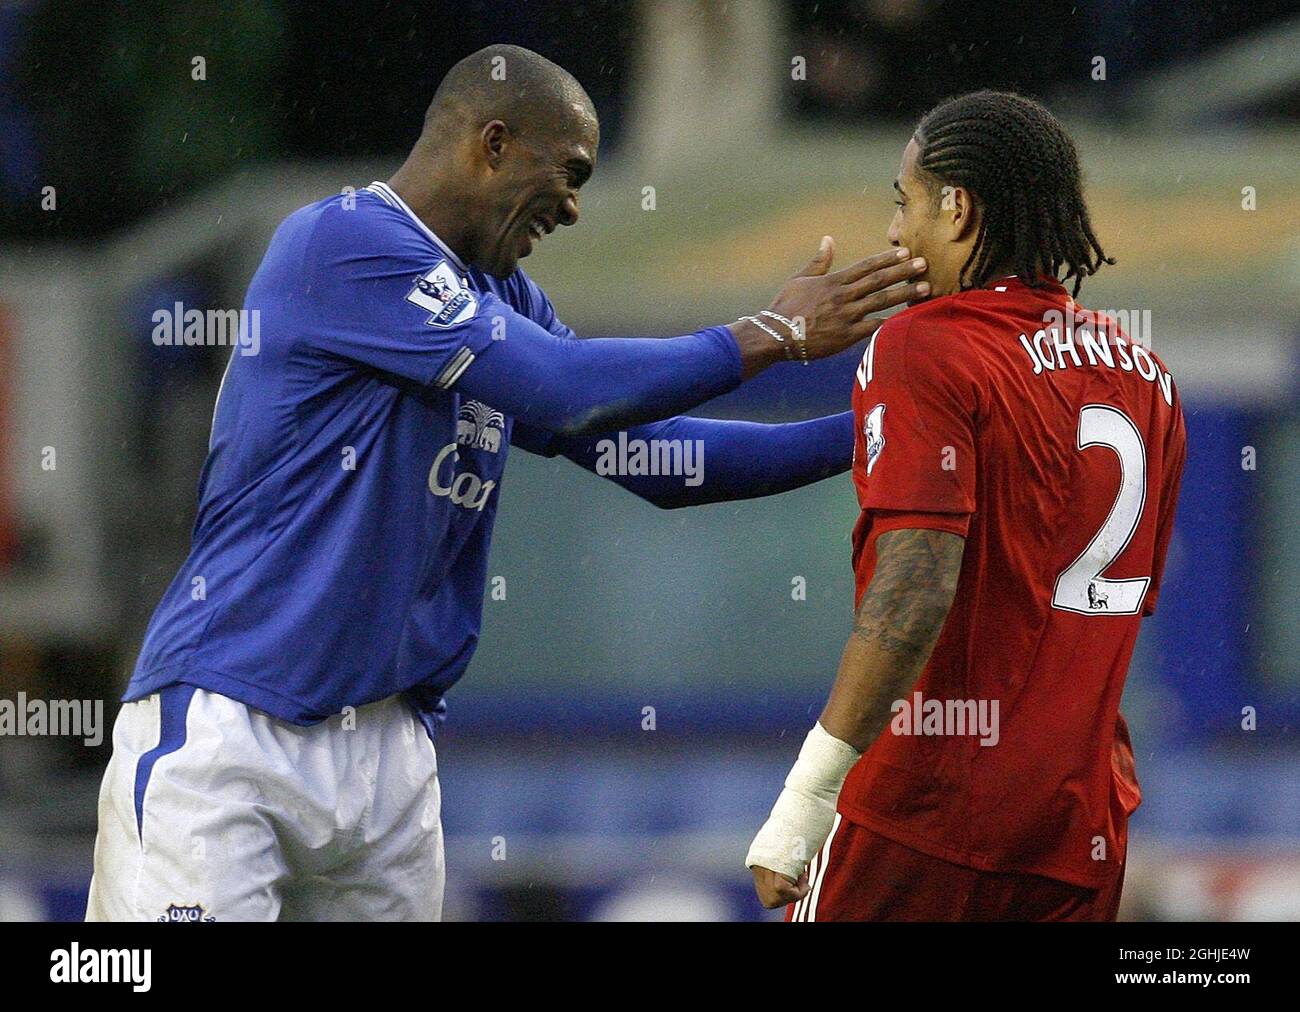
(558, 193, 579, 227)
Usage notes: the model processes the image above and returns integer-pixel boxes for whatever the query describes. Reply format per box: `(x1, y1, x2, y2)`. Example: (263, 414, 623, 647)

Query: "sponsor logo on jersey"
(456, 400, 505, 453)
(158, 902, 216, 923)
(864, 403, 886, 475)
(406, 261, 477, 328)
(428, 443, 496, 511)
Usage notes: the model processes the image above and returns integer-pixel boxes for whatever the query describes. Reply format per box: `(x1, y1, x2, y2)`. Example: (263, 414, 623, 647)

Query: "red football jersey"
(839, 274, 1186, 888)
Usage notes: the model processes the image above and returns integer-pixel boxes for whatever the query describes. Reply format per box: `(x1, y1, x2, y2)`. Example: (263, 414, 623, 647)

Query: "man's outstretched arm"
(513, 412, 855, 508)
(307, 198, 927, 439)
(453, 244, 927, 435)
(745, 526, 965, 909)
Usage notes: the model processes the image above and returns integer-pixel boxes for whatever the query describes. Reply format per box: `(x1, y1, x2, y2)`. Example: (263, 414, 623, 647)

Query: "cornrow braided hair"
(914, 90, 1114, 296)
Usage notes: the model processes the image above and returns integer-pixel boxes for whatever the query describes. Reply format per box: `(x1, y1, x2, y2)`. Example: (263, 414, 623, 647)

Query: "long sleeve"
(514, 411, 855, 509)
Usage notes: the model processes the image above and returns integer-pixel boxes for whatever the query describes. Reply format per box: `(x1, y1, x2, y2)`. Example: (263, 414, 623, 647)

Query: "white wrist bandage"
(745, 722, 862, 880)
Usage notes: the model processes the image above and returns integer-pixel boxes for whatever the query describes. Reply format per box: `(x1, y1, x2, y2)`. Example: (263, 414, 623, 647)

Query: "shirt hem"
(123, 663, 428, 728)
(835, 801, 1121, 890)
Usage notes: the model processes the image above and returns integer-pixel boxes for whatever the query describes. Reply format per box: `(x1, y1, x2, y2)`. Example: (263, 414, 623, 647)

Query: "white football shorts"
(85, 685, 444, 921)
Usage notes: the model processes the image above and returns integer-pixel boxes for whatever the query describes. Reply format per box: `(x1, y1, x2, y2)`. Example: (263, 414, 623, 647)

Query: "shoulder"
(291, 187, 434, 268)
(867, 295, 984, 384)
(498, 266, 552, 314)
(495, 266, 568, 334)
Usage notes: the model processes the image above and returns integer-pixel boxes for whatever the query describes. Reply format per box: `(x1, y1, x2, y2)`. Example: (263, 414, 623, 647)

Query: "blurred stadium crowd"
(0, 0, 1297, 920)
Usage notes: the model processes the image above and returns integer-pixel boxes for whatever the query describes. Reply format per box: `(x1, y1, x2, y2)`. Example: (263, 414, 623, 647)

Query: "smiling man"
(85, 45, 928, 922)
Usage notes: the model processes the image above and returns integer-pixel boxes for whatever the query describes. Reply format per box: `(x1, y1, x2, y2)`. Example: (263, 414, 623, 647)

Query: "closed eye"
(564, 160, 592, 189)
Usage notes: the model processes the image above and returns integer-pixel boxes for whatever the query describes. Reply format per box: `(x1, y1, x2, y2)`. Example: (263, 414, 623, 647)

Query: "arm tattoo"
(851, 528, 965, 658)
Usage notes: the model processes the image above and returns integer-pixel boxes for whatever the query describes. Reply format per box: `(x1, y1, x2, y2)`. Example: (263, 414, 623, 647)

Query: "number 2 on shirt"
(1051, 404, 1151, 616)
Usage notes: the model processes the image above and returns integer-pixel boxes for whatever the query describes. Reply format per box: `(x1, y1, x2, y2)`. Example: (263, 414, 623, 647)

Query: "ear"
(479, 120, 510, 170)
(947, 185, 979, 242)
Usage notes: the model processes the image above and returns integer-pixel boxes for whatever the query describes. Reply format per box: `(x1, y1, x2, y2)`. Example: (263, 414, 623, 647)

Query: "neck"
(387, 152, 479, 265)
(980, 261, 1019, 286)
(945, 256, 1018, 294)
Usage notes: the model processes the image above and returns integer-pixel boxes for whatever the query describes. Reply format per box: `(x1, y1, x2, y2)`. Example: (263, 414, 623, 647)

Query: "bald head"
(423, 44, 597, 144)
(390, 45, 599, 279)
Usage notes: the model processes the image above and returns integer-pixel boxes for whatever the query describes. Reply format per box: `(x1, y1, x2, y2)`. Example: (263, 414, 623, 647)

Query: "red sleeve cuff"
(867, 508, 972, 538)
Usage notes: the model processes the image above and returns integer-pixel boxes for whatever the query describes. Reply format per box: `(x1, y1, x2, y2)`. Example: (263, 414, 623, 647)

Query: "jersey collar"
(981, 273, 1067, 296)
(365, 180, 470, 275)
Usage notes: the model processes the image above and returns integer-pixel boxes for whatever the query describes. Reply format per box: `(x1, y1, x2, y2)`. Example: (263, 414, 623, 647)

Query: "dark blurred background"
(6, 0, 1299, 239)
(1, 0, 1297, 921)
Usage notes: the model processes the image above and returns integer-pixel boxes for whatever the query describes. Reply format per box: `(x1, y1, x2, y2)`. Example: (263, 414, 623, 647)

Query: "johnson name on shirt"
(1017, 306, 1174, 407)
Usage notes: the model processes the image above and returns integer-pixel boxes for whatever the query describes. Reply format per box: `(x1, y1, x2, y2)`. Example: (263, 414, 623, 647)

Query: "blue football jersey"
(124, 181, 574, 733)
